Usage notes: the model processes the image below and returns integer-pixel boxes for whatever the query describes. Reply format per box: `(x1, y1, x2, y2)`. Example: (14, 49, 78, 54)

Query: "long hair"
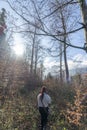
(40, 86, 46, 100)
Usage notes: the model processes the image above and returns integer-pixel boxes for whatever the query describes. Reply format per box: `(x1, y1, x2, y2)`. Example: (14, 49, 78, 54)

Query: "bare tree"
(4, 0, 87, 82)
(30, 27, 36, 75)
(43, 0, 80, 82)
(60, 6, 69, 82)
(5, 0, 85, 50)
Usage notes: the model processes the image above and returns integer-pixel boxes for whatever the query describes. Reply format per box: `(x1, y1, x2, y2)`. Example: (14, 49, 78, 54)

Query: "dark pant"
(39, 107, 49, 129)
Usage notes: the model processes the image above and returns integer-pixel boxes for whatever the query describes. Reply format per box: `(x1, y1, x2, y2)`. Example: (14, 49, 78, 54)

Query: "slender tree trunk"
(61, 10, 69, 82)
(64, 41, 69, 82)
(34, 41, 38, 75)
(59, 43, 63, 82)
(40, 63, 44, 81)
(30, 27, 36, 75)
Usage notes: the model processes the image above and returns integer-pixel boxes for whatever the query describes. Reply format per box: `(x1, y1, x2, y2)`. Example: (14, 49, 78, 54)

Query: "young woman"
(37, 86, 51, 130)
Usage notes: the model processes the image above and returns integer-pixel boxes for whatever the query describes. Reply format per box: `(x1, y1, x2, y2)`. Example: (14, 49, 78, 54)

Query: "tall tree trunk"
(61, 10, 69, 82)
(59, 43, 63, 82)
(34, 41, 38, 75)
(64, 41, 69, 82)
(30, 27, 36, 75)
(79, 0, 87, 46)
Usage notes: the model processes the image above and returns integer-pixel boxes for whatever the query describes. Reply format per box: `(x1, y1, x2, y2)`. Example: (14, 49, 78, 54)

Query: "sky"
(0, 0, 87, 75)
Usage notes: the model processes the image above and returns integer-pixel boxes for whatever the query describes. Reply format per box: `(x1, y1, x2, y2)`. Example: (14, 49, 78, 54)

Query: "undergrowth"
(0, 81, 86, 130)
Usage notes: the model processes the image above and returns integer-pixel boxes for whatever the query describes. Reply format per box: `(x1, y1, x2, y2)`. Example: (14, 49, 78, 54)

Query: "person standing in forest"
(37, 86, 51, 130)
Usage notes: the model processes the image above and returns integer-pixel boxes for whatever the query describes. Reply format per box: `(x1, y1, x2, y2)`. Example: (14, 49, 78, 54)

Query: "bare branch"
(42, 0, 77, 19)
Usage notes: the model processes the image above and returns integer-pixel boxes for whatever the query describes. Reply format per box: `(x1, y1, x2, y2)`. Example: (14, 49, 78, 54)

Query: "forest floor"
(0, 83, 87, 130)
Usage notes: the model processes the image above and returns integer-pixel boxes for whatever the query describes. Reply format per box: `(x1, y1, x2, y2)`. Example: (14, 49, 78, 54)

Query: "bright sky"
(12, 34, 25, 56)
(0, 0, 87, 75)
(86, 0, 87, 4)
(0, 1, 25, 56)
